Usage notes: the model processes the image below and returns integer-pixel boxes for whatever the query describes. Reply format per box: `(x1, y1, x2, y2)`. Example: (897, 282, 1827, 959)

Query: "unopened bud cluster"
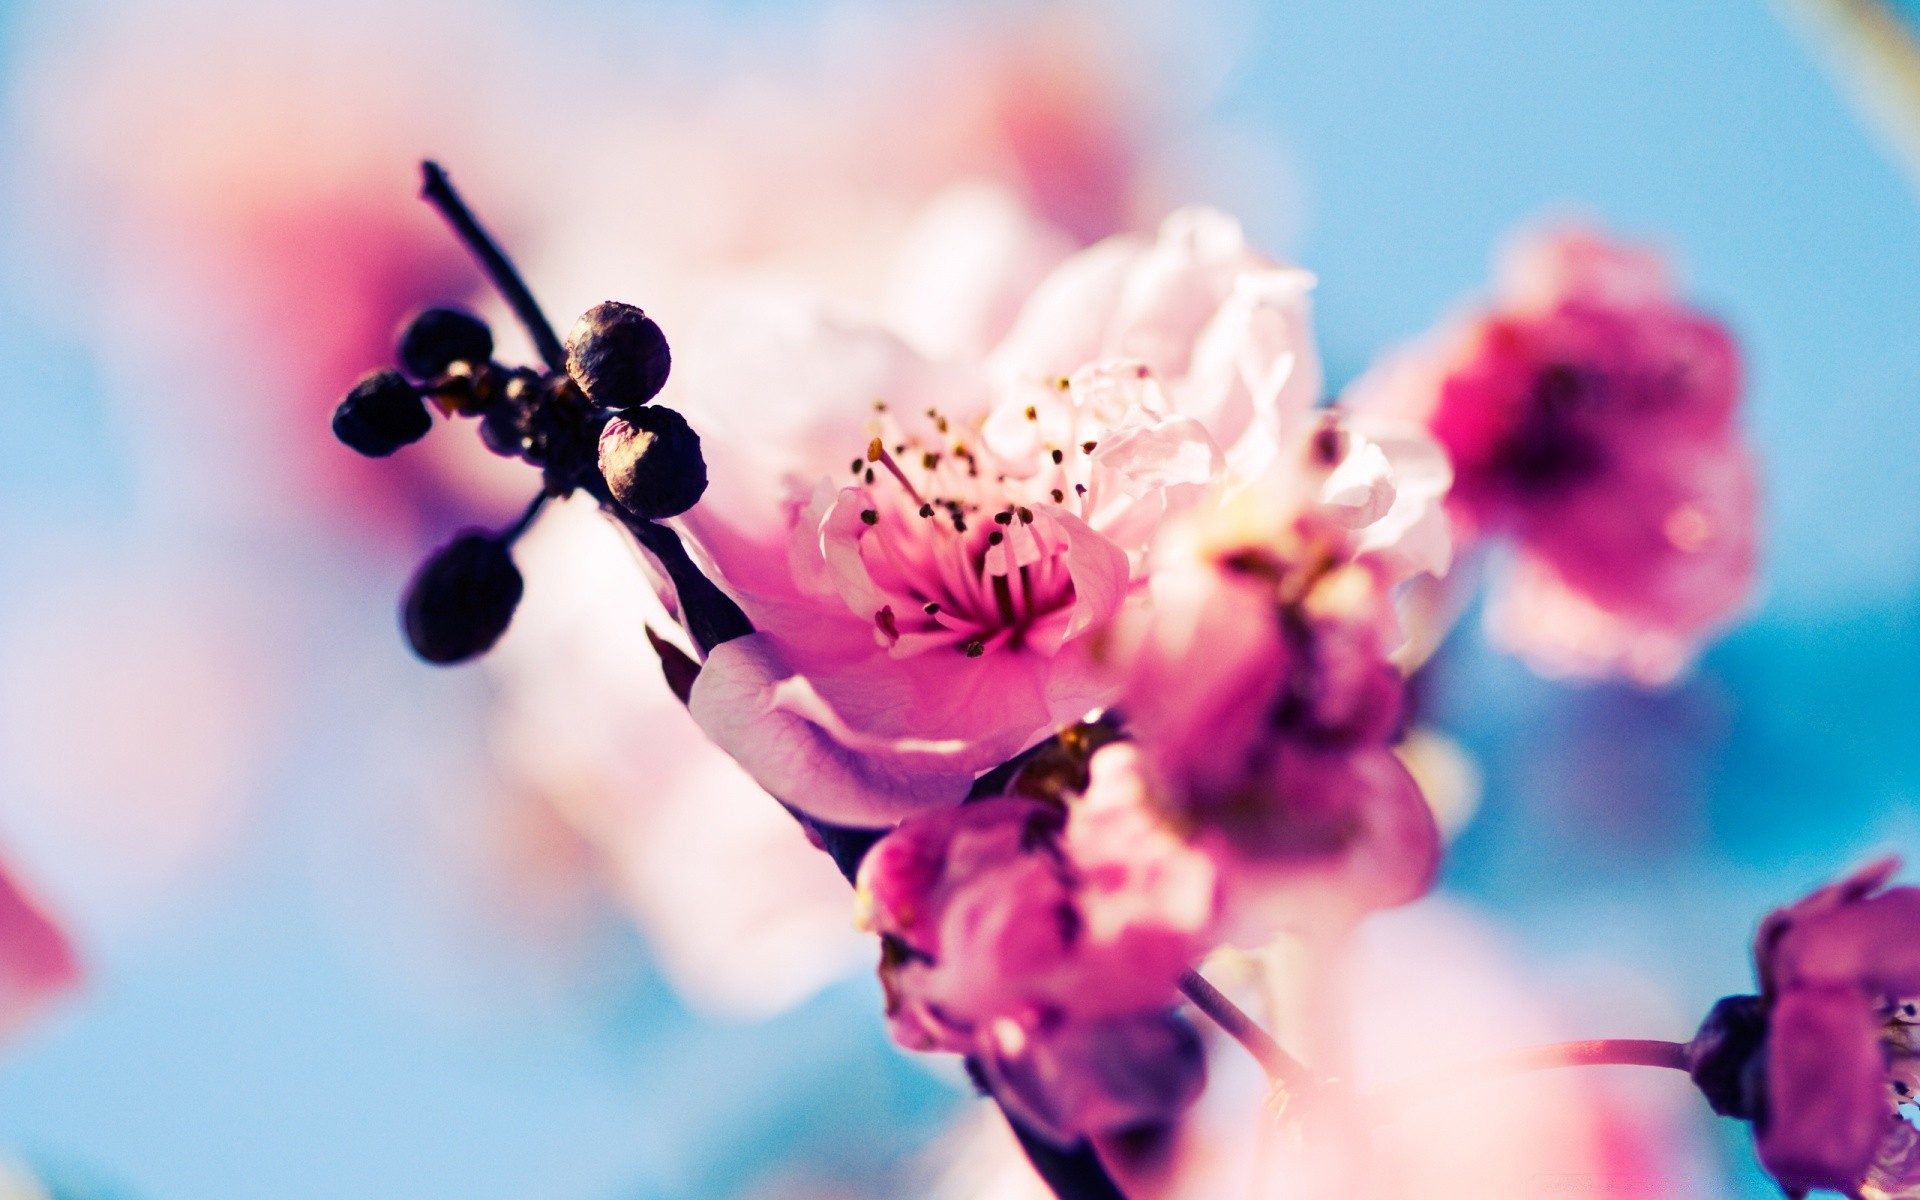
(332, 299, 706, 664)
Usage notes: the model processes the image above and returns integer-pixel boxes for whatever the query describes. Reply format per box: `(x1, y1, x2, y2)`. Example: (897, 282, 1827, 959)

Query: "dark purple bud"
(333, 370, 430, 457)
(599, 405, 707, 518)
(402, 532, 524, 665)
(1686, 993, 1770, 1123)
(565, 301, 671, 409)
(398, 308, 493, 381)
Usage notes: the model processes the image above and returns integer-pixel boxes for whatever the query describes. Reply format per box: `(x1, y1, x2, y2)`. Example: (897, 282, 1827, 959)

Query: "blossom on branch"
(857, 742, 1216, 1143)
(1106, 420, 1450, 940)
(682, 207, 1327, 826)
(1353, 226, 1758, 685)
(1686, 859, 1920, 1198)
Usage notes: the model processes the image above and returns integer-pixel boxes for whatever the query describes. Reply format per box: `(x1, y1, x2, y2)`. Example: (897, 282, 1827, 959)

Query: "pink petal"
(1767, 885, 1920, 1002)
(1758, 985, 1889, 1194)
(0, 857, 79, 1041)
(1215, 746, 1442, 943)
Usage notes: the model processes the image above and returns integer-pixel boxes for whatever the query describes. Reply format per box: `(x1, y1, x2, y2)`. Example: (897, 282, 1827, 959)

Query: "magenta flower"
(1107, 426, 1449, 937)
(1354, 226, 1758, 684)
(855, 742, 1216, 1141)
(1688, 860, 1920, 1198)
(682, 207, 1328, 825)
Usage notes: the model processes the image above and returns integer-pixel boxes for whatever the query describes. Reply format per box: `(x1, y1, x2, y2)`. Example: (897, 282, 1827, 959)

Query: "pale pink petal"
(1485, 556, 1702, 688)
(687, 633, 981, 826)
(1345, 417, 1456, 581)
(1047, 505, 1135, 643)
(989, 235, 1150, 383)
(1498, 224, 1672, 312)
(883, 182, 1077, 362)
(1091, 414, 1224, 497)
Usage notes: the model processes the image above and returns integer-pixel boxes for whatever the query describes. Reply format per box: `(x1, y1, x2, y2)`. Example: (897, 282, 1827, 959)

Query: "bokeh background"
(1, 0, 1918, 1197)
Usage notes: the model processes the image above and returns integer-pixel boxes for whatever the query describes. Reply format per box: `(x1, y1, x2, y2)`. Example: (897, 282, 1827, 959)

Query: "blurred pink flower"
(856, 742, 1214, 1142)
(0, 854, 79, 1041)
(1352, 226, 1758, 685)
(20, 3, 1172, 545)
(1088, 901, 1703, 1200)
(683, 206, 1325, 826)
(1743, 859, 1920, 1198)
(1107, 421, 1450, 940)
(485, 500, 872, 1019)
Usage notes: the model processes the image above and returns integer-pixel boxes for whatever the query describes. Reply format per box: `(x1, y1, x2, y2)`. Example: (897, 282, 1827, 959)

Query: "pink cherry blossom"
(855, 742, 1217, 1141)
(1105, 422, 1449, 940)
(463, 13, 1235, 1015)
(0, 853, 79, 1040)
(682, 207, 1328, 825)
(1352, 225, 1758, 685)
(1742, 859, 1920, 1197)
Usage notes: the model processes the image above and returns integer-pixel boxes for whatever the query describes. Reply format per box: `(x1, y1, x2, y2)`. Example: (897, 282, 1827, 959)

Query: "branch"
(419, 161, 568, 372)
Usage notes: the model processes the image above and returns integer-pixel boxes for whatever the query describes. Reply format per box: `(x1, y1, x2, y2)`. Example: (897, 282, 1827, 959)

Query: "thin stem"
(1370, 1038, 1691, 1109)
(501, 490, 547, 543)
(419, 161, 569, 373)
(1178, 969, 1316, 1091)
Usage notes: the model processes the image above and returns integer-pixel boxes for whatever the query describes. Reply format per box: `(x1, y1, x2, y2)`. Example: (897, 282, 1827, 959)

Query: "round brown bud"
(598, 405, 707, 519)
(565, 301, 671, 409)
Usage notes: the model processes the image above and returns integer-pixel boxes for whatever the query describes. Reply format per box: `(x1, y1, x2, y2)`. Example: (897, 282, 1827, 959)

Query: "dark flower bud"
(398, 308, 494, 381)
(1686, 993, 1770, 1123)
(333, 370, 431, 457)
(565, 301, 671, 409)
(599, 405, 707, 518)
(402, 532, 524, 664)
(478, 369, 544, 459)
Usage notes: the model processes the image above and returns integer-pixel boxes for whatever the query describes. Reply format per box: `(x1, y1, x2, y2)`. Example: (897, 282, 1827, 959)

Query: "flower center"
(844, 402, 1103, 659)
(1491, 362, 1608, 494)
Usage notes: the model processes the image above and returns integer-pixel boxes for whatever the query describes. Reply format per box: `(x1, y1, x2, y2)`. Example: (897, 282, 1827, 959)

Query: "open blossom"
(856, 742, 1215, 1142)
(1107, 421, 1450, 938)
(1688, 860, 1920, 1198)
(1352, 226, 1757, 685)
(683, 206, 1326, 825)
(0, 853, 80, 1040)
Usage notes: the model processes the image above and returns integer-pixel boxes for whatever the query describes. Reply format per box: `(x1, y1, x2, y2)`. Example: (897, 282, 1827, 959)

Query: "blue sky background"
(1, 1, 1918, 1197)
